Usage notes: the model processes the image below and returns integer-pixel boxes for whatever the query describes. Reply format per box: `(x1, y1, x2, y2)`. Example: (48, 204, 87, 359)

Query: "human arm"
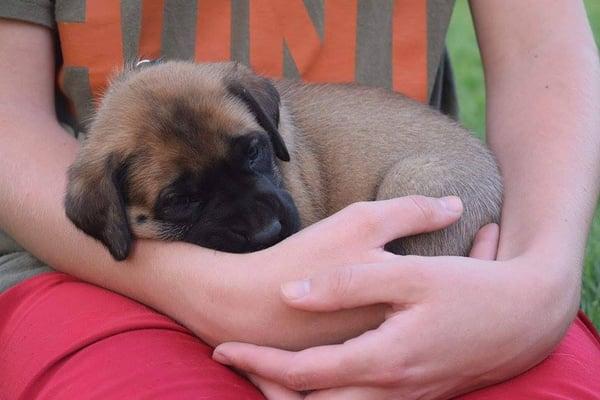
(213, 1, 600, 398)
(0, 19, 371, 348)
(473, 0, 600, 352)
(0, 19, 469, 349)
(0, 19, 257, 345)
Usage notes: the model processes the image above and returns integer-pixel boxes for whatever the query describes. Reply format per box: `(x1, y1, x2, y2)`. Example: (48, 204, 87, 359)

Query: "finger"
(342, 195, 464, 246)
(280, 259, 429, 310)
(307, 386, 384, 400)
(303, 196, 462, 247)
(468, 223, 499, 260)
(214, 337, 382, 391)
(247, 374, 304, 400)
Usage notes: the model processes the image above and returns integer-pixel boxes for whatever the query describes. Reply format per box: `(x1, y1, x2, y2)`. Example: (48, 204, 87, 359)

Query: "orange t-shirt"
(0, 0, 456, 126)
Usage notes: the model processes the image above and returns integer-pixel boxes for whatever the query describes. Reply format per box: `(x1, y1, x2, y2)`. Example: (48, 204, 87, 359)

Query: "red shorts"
(1, 273, 599, 399)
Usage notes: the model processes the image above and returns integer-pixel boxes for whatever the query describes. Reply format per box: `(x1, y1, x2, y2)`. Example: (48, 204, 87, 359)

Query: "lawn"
(447, 1, 600, 328)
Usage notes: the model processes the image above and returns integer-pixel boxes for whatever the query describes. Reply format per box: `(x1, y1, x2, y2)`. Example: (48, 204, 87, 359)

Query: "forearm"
(0, 114, 382, 348)
(471, 2, 600, 331)
(487, 49, 599, 266)
(473, 2, 600, 264)
(0, 114, 216, 328)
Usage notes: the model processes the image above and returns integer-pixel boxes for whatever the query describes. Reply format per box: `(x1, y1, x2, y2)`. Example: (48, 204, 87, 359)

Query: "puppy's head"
(65, 61, 299, 260)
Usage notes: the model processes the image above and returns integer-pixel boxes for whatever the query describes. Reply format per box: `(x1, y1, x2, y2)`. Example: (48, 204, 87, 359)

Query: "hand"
(191, 195, 465, 350)
(213, 222, 571, 399)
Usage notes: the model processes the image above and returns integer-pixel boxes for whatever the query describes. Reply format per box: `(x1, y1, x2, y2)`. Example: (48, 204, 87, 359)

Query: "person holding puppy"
(0, 1, 599, 399)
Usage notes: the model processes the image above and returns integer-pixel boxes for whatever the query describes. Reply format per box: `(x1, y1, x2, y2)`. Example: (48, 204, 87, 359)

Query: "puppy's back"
(276, 80, 502, 256)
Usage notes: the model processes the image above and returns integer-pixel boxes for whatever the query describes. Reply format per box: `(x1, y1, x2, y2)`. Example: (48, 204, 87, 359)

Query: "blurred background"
(446, 1, 600, 328)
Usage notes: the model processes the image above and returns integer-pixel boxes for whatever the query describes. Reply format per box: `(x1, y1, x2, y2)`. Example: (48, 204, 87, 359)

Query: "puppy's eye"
(159, 192, 203, 222)
(236, 135, 269, 171)
(165, 193, 192, 208)
(246, 142, 260, 163)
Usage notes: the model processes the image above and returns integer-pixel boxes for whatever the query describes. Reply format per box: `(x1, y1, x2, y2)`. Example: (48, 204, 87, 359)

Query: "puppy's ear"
(227, 77, 290, 162)
(64, 153, 132, 261)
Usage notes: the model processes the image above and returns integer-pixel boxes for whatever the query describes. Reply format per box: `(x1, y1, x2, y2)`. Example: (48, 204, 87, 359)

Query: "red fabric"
(0, 273, 263, 400)
(457, 309, 600, 399)
(0, 272, 599, 400)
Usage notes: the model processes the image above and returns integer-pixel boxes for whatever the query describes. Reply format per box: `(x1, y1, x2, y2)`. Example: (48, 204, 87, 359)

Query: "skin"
(0, 0, 599, 398)
(216, 222, 500, 399)
(212, 1, 600, 398)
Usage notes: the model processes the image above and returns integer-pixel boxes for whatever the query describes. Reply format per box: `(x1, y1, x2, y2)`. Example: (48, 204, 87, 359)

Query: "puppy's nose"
(250, 219, 282, 246)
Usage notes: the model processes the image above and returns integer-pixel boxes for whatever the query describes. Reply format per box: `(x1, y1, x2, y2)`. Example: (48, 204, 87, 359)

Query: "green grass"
(447, 1, 600, 328)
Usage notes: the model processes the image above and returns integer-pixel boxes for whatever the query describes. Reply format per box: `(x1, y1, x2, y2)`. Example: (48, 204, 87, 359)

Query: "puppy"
(65, 61, 502, 260)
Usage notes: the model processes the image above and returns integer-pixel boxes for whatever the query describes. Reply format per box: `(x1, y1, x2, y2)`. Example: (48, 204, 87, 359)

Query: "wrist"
(475, 255, 581, 385)
(131, 241, 253, 346)
(496, 211, 588, 289)
(507, 252, 581, 334)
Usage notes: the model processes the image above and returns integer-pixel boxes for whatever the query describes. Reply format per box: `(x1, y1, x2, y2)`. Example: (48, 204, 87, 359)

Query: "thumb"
(279, 259, 427, 311)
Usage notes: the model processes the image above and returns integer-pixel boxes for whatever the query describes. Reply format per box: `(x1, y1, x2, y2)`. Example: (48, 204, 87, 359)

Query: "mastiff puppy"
(64, 61, 502, 261)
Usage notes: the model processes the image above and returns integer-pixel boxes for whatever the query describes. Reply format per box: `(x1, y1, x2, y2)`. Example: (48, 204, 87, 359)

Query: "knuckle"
(362, 349, 408, 387)
(376, 360, 408, 386)
(328, 267, 354, 300)
(282, 365, 313, 391)
(396, 256, 436, 293)
(347, 201, 371, 219)
(348, 202, 379, 234)
(406, 195, 437, 222)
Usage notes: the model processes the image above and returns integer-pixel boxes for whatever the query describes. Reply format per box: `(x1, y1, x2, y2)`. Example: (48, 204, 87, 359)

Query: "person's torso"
(53, 0, 455, 128)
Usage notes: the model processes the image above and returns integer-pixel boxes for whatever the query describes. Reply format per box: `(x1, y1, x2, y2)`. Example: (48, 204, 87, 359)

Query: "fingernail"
(440, 196, 463, 213)
(281, 279, 311, 300)
(212, 350, 231, 365)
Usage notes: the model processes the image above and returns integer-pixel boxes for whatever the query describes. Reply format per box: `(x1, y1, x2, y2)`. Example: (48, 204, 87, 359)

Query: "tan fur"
(68, 63, 264, 241)
(275, 81, 502, 255)
(67, 61, 502, 257)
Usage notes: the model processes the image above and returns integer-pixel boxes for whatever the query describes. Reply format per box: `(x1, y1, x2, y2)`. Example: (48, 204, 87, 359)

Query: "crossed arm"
(0, 19, 392, 349)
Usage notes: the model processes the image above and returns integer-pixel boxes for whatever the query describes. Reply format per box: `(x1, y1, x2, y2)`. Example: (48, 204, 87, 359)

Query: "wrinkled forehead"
(124, 96, 257, 204)
(141, 95, 247, 156)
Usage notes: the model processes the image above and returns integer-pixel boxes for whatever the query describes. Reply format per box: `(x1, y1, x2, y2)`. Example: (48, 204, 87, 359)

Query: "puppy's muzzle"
(249, 219, 282, 245)
(183, 186, 300, 253)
